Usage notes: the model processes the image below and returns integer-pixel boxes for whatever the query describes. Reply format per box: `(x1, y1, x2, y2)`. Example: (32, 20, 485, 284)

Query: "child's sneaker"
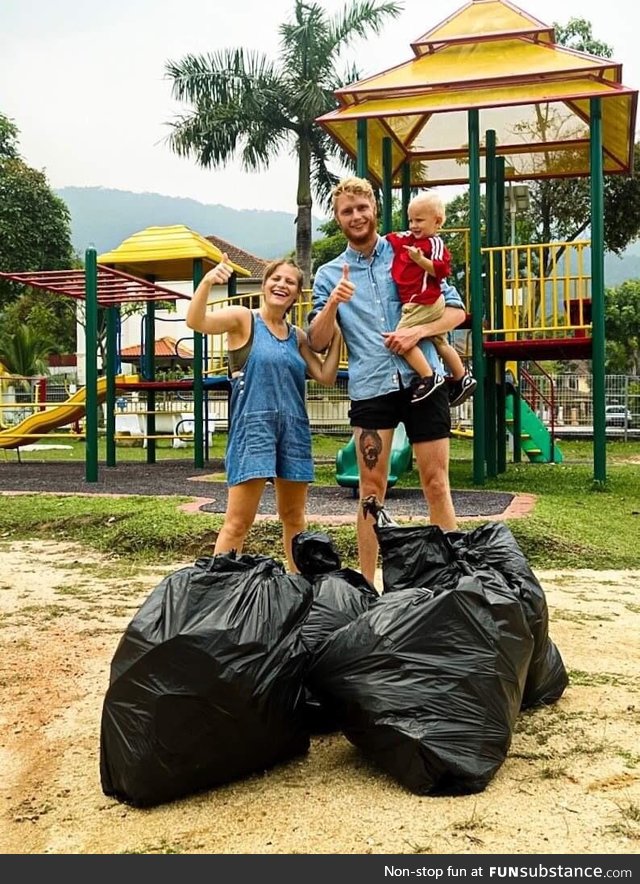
(411, 373, 444, 404)
(448, 372, 477, 407)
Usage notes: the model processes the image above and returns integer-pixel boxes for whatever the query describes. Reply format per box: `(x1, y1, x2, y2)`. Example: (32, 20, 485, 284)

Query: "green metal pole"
(105, 306, 118, 467)
(356, 120, 369, 179)
(144, 298, 156, 464)
(495, 156, 507, 474)
(381, 137, 393, 234)
(401, 163, 411, 229)
(590, 98, 606, 484)
(485, 130, 497, 478)
(468, 110, 485, 484)
(192, 259, 204, 469)
(84, 249, 99, 483)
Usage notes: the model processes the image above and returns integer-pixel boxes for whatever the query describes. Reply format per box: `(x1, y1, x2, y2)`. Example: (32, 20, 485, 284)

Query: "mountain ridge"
(55, 186, 327, 260)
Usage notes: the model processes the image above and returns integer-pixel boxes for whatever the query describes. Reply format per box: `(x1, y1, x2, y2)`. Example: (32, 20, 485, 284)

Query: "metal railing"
(482, 240, 592, 340)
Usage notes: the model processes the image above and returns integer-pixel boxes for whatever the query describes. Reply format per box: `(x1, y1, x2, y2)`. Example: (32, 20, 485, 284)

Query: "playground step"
(525, 448, 542, 456)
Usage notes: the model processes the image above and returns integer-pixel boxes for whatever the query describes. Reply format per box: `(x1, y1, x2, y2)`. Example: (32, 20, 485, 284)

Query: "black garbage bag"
(100, 552, 313, 808)
(364, 498, 567, 708)
(292, 531, 379, 732)
(292, 530, 342, 577)
(307, 569, 534, 795)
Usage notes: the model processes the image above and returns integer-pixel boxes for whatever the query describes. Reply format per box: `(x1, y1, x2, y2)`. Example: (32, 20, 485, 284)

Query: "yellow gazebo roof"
(98, 224, 252, 281)
(317, 0, 637, 186)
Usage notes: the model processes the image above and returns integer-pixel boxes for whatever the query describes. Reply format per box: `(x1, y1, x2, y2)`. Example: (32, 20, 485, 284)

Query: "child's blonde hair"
(408, 190, 446, 225)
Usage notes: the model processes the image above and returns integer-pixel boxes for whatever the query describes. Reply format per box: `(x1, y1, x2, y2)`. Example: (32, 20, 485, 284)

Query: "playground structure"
(1, 1, 638, 489)
(312, 0, 637, 485)
(0, 227, 251, 480)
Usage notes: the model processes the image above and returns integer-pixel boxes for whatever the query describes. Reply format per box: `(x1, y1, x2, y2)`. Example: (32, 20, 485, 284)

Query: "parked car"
(605, 405, 633, 428)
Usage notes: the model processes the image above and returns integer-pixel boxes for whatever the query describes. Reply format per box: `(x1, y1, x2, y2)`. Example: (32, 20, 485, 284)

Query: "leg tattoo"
(359, 429, 383, 471)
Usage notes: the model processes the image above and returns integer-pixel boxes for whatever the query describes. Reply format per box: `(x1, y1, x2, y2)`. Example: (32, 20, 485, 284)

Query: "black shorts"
(348, 383, 451, 444)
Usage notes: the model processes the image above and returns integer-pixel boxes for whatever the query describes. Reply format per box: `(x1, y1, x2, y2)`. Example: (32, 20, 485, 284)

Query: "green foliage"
(552, 18, 613, 57)
(0, 322, 55, 379)
(311, 230, 348, 272)
(0, 495, 221, 562)
(0, 113, 19, 159)
(604, 279, 640, 373)
(0, 114, 75, 310)
(1, 291, 77, 355)
(164, 0, 402, 283)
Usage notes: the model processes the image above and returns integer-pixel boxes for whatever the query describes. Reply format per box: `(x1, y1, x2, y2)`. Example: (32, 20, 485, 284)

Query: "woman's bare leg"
(215, 478, 267, 556)
(274, 479, 309, 571)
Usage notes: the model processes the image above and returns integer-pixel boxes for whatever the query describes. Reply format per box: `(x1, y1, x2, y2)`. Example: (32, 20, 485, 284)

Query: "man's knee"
(358, 472, 387, 501)
(421, 468, 450, 501)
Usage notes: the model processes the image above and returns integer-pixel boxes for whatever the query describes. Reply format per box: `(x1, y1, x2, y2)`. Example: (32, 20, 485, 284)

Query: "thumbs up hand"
(205, 252, 233, 286)
(330, 263, 355, 305)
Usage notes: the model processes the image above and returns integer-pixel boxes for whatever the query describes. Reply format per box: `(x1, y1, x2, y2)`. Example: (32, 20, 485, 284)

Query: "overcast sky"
(2, 0, 638, 217)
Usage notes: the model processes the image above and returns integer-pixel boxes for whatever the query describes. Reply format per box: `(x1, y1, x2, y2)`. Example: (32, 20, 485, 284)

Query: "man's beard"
(347, 221, 376, 246)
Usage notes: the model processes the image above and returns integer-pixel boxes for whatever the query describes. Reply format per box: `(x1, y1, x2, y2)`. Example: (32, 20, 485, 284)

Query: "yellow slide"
(0, 377, 112, 449)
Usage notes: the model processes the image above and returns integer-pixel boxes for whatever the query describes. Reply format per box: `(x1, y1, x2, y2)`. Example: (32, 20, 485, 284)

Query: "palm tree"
(164, 0, 402, 286)
(0, 323, 54, 391)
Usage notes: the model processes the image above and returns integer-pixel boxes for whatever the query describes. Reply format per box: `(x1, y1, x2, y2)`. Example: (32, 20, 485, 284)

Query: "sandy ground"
(0, 539, 638, 856)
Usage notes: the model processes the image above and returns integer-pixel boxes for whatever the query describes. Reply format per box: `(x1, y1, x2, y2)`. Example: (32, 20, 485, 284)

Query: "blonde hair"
(408, 190, 446, 225)
(262, 259, 303, 294)
(331, 176, 376, 212)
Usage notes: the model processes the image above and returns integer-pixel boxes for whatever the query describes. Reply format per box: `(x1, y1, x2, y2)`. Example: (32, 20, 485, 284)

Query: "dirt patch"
(0, 540, 638, 855)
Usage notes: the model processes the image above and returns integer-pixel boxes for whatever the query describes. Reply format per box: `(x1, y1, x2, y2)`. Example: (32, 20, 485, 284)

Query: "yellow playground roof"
(317, 0, 637, 187)
(98, 224, 252, 281)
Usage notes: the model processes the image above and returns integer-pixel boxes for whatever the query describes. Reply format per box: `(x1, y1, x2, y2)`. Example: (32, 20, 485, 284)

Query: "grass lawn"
(1, 434, 639, 570)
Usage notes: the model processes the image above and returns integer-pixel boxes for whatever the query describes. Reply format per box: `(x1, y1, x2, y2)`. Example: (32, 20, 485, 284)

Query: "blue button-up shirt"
(312, 235, 465, 401)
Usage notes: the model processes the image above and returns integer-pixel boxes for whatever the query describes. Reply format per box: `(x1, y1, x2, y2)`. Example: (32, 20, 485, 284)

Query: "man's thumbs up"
(331, 262, 355, 305)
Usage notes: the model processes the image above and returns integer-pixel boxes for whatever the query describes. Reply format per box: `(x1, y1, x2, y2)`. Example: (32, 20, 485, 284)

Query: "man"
(308, 177, 467, 583)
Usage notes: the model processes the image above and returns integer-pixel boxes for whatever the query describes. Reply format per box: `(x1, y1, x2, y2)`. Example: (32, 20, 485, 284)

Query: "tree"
(553, 18, 613, 57)
(0, 323, 55, 385)
(604, 280, 640, 374)
(0, 113, 75, 311)
(0, 114, 19, 159)
(164, 0, 402, 286)
(1, 292, 77, 355)
(311, 217, 348, 273)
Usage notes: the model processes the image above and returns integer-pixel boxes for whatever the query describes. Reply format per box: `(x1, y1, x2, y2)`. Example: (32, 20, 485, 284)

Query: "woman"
(186, 253, 342, 571)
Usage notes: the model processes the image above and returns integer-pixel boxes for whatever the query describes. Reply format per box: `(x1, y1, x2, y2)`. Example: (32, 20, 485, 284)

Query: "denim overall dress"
(224, 312, 314, 487)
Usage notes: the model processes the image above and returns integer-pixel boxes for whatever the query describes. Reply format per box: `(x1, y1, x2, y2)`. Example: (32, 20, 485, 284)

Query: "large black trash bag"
(292, 531, 379, 732)
(307, 569, 534, 795)
(100, 552, 313, 808)
(363, 498, 568, 708)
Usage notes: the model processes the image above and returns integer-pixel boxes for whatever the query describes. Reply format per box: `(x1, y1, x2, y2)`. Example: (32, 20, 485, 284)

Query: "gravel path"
(0, 459, 514, 518)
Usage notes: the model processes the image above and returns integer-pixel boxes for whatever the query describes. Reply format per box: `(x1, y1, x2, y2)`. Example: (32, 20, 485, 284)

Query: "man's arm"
(382, 305, 466, 355)
(383, 279, 466, 355)
(308, 264, 354, 352)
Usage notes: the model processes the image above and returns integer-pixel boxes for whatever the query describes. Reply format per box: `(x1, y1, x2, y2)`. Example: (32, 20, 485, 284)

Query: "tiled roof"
(205, 235, 270, 281)
(120, 336, 193, 359)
